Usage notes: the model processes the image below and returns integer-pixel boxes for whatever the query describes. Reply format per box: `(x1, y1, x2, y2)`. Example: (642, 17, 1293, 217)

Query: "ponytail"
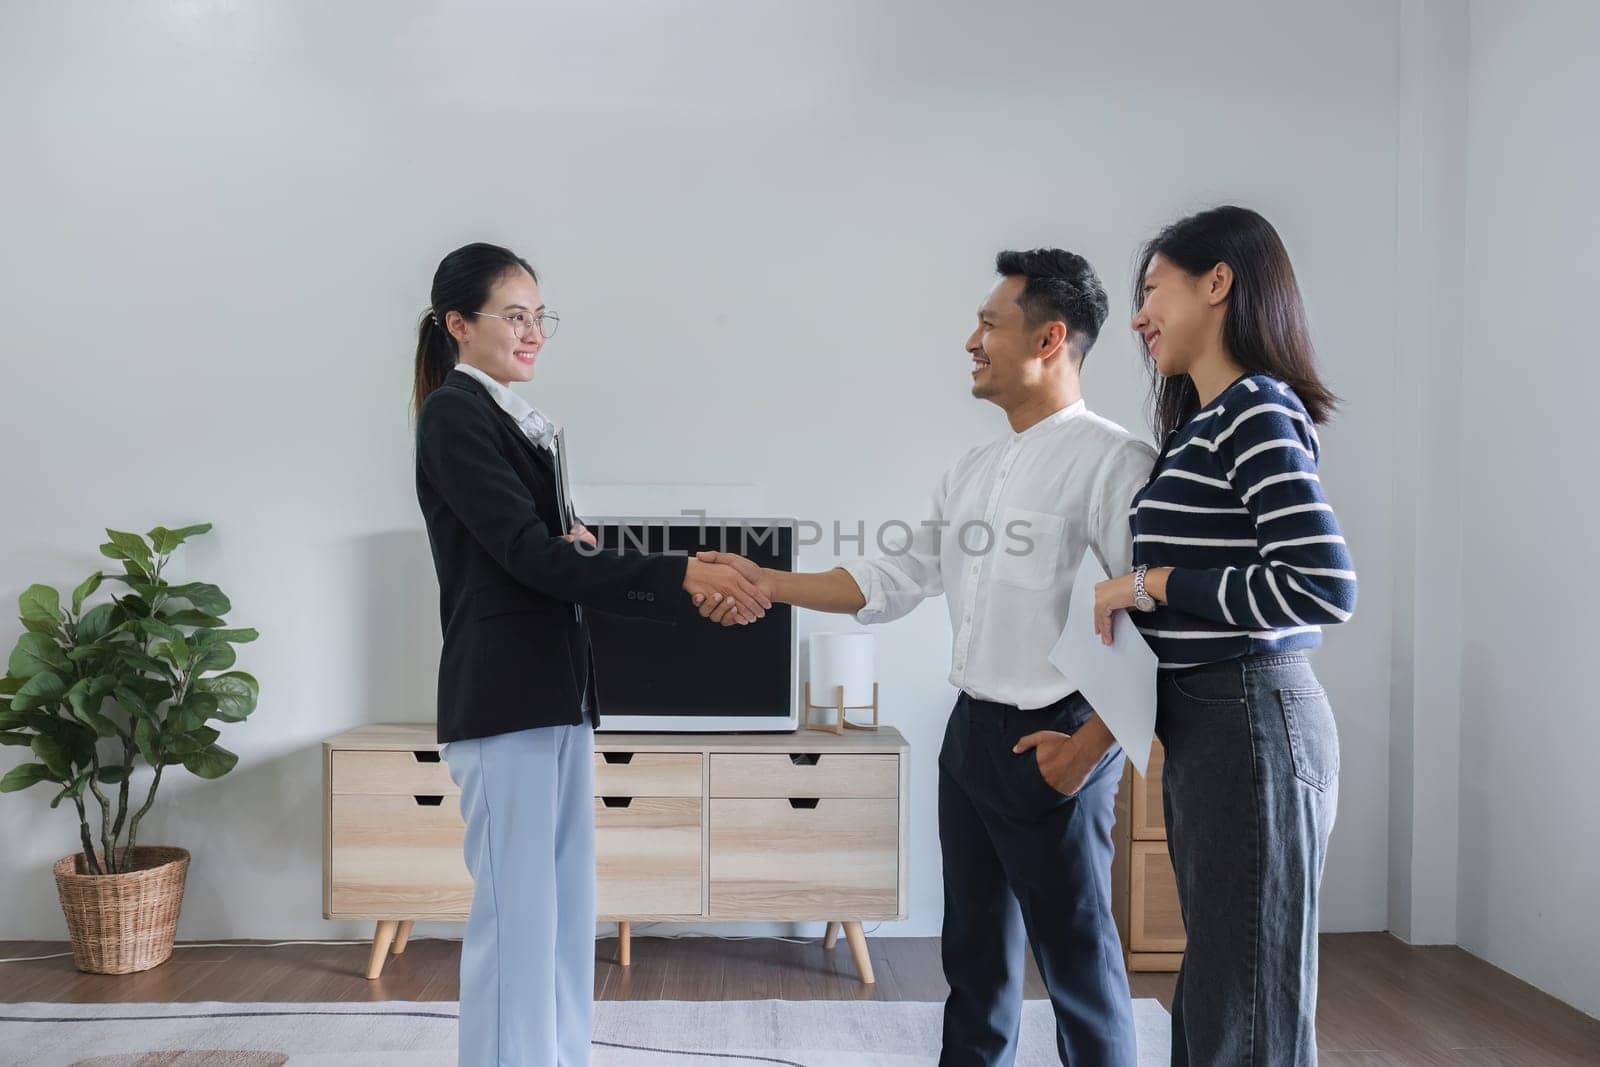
(410, 243, 539, 421)
(412, 308, 457, 419)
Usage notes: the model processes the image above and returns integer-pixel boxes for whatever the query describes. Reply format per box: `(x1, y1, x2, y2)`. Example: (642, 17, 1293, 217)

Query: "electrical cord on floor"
(0, 926, 884, 964)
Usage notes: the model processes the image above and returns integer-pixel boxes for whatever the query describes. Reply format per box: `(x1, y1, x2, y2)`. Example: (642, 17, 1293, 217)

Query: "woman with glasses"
(1092, 208, 1357, 1065)
(411, 242, 769, 1066)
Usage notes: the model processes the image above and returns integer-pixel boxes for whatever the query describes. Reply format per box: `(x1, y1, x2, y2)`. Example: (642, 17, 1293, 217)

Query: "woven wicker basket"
(52, 846, 190, 974)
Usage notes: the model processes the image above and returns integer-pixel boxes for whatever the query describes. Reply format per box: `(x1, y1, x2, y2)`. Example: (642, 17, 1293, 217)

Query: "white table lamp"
(804, 632, 879, 735)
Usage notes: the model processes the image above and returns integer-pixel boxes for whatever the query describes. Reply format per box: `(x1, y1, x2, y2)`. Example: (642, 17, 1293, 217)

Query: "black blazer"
(415, 370, 689, 743)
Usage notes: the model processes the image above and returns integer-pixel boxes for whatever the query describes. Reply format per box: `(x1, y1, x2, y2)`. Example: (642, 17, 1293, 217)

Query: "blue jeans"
(1156, 652, 1339, 1067)
(442, 722, 596, 1066)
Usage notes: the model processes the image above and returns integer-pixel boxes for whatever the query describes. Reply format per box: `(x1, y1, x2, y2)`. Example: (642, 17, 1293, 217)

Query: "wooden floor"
(1, 933, 1595, 1063)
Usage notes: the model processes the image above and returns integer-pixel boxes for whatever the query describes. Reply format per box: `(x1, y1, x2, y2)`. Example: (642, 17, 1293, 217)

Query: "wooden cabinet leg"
(366, 920, 399, 980)
(823, 921, 841, 950)
(842, 921, 875, 985)
(618, 921, 631, 967)
(392, 920, 414, 955)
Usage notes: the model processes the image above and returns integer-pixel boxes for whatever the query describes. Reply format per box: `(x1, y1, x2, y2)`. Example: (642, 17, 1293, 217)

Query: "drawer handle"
(788, 797, 821, 810)
(602, 753, 635, 765)
(789, 753, 822, 766)
(413, 795, 445, 806)
(601, 796, 633, 808)
(413, 750, 441, 763)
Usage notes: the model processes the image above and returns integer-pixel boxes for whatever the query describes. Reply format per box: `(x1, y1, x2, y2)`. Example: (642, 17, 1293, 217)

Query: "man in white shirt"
(698, 250, 1154, 1065)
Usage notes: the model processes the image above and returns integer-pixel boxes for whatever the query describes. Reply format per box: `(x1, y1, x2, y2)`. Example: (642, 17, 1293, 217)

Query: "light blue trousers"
(442, 722, 596, 1067)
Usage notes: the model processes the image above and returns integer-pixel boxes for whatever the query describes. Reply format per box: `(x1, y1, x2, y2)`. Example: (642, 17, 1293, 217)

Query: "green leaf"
(128, 581, 166, 602)
(114, 593, 151, 619)
(67, 680, 121, 738)
(178, 691, 220, 722)
(0, 676, 20, 697)
(210, 627, 258, 644)
(181, 743, 238, 779)
(112, 684, 151, 718)
(0, 730, 33, 746)
(72, 706, 121, 738)
(125, 676, 174, 708)
(19, 585, 63, 626)
(136, 617, 183, 642)
(67, 642, 110, 665)
(71, 572, 104, 615)
(96, 764, 129, 784)
(150, 637, 194, 669)
(148, 523, 211, 555)
(170, 725, 220, 754)
(8, 633, 71, 679)
(165, 583, 230, 616)
(159, 608, 225, 628)
(196, 671, 258, 722)
(104, 529, 153, 567)
(76, 602, 119, 643)
(12, 670, 68, 711)
(115, 647, 172, 678)
(193, 642, 236, 672)
(0, 762, 56, 792)
(31, 733, 73, 778)
(18, 617, 61, 637)
(134, 717, 162, 765)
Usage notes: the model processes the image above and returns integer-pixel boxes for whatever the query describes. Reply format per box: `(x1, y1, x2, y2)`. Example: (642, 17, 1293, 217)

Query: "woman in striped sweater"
(1093, 206, 1357, 1066)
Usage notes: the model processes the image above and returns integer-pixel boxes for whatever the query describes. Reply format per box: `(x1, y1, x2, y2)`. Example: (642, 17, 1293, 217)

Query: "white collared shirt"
(838, 402, 1156, 710)
(452, 362, 557, 450)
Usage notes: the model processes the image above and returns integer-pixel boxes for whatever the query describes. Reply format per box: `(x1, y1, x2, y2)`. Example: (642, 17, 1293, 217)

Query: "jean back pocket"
(1277, 686, 1339, 791)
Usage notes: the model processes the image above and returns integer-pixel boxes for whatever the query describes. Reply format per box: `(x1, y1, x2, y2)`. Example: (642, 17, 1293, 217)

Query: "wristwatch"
(1133, 564, 1157, 613)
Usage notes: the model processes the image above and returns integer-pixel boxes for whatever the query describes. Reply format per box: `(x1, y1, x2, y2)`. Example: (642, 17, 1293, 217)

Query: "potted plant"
(0, 523, 260, 974)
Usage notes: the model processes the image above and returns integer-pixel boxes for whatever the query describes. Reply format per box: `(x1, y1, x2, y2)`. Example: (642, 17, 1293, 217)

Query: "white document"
(1047, 554, 1160, 777)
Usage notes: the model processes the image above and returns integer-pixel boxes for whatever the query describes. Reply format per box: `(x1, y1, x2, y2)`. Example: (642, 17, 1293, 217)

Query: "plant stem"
(71, 795, 103, 875)
(86, 756, 116, 874)
(107, 737, 135, 868)
(124, 763, 163, 857)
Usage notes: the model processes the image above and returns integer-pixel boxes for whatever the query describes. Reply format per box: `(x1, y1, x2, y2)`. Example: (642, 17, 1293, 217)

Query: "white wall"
(1388, 0, 1467, 948)
(0, 0, 1399, 941)
(1455, 0, 1600, 1019)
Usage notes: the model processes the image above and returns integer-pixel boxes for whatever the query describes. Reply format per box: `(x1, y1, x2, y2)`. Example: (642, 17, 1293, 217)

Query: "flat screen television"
(587, 518, 797, 733)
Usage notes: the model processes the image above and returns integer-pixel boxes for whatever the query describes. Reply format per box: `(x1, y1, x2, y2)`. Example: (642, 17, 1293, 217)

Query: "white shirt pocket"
(994, 507, 1065, 590)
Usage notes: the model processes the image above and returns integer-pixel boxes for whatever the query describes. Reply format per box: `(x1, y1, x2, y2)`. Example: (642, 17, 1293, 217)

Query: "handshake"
(682, 550, 777, 627)
(563, 523, 776, 626)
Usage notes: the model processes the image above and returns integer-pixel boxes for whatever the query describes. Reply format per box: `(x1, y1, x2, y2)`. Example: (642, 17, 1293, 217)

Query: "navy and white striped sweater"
(1129, 374, 1357, 669)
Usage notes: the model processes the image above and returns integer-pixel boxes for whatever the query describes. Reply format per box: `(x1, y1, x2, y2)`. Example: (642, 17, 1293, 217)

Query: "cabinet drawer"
(596, 797, 703, 917)
(708, 798, 897, 919)
(709, 753, 898, 798)
(1131, 742, 1166, 841)
(1130, 842, 1185, 952)
(593, 752, 702, 798)
(331, 750, 456, 796)
(329, 794, 471, 916)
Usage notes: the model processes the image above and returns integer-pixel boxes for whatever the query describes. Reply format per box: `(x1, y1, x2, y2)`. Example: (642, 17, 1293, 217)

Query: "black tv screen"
(587, 520, 796, 732)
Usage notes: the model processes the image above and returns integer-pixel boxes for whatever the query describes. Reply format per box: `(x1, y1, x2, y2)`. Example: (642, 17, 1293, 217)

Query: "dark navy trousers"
(938, 690, 1137, 1067)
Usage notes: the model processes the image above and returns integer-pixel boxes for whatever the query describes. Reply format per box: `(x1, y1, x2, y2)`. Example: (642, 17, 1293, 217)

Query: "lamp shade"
(808, 632, 876, 707)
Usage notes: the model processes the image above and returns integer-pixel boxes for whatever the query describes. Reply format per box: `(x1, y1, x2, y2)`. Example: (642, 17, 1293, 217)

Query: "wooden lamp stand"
(802, 681, 879, 735)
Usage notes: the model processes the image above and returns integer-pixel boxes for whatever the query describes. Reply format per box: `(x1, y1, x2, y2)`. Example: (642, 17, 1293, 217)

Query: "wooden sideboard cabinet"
(1111, 740, 1186, 971)
(324, 724, 910, 982)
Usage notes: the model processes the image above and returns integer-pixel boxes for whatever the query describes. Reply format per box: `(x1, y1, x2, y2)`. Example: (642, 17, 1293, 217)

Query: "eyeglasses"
(472, 309, 560, 340)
